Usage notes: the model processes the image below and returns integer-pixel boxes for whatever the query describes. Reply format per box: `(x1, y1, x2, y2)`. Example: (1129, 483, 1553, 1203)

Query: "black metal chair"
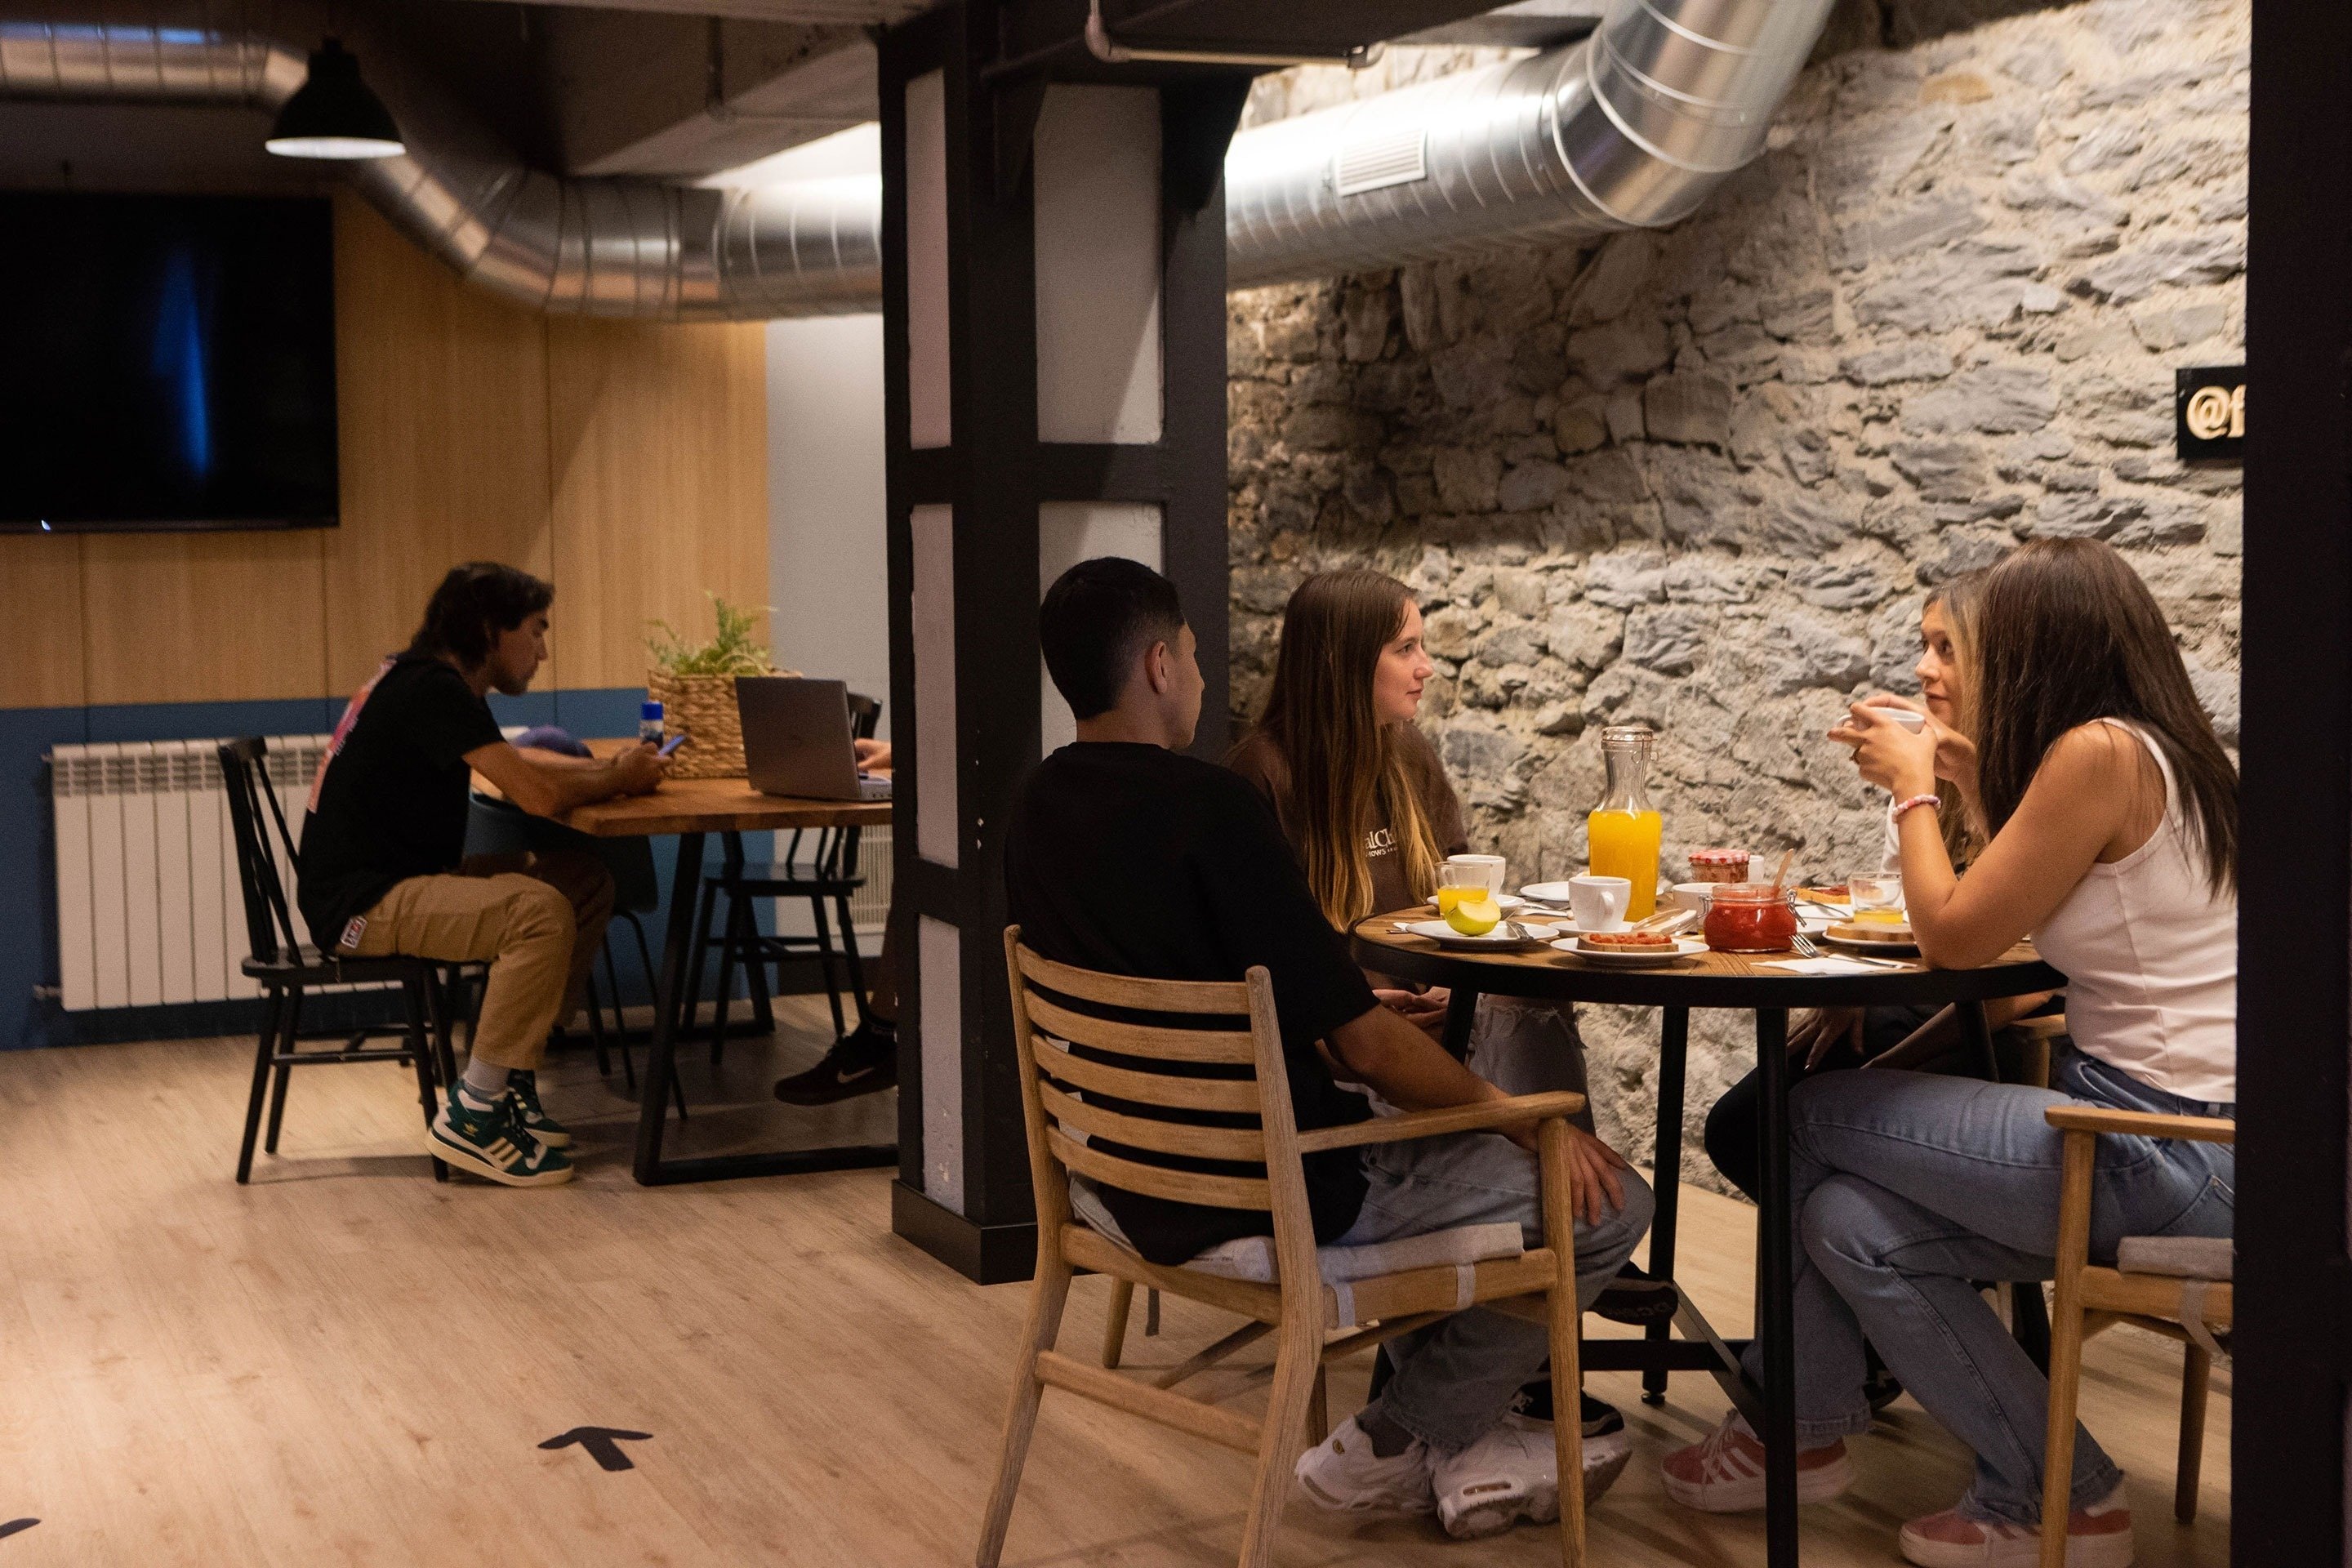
(219, 737, 450, 1184)
(691, 692, 882, 1059)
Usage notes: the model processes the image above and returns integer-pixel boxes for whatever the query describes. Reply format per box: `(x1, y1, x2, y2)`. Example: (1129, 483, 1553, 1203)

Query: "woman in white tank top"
(1664, 540, 2237, 1568)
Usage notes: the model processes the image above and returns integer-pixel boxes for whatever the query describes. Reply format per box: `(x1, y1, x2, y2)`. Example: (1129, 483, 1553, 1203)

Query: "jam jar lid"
(1689, 848, 1750, 865)
(1708, 881, 1787, 903)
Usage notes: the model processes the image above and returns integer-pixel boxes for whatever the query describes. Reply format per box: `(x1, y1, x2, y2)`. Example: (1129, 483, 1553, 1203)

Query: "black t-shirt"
(297, 654, 503, 951)
(1003, 742, 1379, 1266)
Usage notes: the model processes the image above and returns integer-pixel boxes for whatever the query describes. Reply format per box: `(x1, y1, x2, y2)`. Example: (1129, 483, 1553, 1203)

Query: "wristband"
(1891, 793, 1941, 821)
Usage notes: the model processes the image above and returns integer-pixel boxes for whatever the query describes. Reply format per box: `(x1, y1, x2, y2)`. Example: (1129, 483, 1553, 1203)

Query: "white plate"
(1519, 882, 1583, 904)
(1821, 930, 1920, 956)
(1550, 935, 1708, 966)
(1394, 919, 1562, 950)
(1424, 893, 1526, 912)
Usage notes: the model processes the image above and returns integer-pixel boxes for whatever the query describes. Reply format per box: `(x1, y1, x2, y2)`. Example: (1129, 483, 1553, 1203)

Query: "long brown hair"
(1923, 571, 1987, 864)
(1971, 539, 2238, 894)
(1239, 570, 1442, 928)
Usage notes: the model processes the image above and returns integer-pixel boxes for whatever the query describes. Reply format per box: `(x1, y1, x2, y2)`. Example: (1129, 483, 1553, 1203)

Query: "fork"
(1792, 932, 1907, 968)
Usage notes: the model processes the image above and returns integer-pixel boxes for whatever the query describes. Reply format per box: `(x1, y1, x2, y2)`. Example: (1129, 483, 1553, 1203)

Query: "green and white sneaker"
(504, 1071, 571, 1149)
(428, 1091, 572, 1187)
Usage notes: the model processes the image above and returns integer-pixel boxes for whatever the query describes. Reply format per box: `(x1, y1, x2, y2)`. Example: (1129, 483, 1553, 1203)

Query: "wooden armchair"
(976, 929, 1592, 1568)
(2039, 1104, 2235, 1568)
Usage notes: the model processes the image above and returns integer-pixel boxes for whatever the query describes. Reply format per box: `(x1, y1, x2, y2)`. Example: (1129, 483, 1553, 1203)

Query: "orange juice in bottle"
(1588, 726, 1661, 920)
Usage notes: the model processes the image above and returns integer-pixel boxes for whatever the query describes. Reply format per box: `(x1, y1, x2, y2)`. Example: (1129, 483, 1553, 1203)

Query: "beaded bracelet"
(1891, 792, 1941, 821)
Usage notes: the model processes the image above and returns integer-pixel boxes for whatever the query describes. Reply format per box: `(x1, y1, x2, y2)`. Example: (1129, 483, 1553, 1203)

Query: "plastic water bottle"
(639, 699, 666, 746)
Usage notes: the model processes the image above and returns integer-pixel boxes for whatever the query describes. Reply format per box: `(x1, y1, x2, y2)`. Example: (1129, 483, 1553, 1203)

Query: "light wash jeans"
(1745, 1047, 2234, 1526)
(1350, 1129, 1652, 1453)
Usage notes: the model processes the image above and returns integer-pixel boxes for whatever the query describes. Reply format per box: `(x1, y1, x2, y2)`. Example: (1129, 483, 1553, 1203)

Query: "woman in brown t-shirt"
(1224, 569, 1603, 1114)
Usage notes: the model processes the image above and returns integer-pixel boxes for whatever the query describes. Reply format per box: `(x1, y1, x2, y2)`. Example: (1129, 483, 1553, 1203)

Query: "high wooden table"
(559, 766, 892, 1185)
(1351, 913, 2063, 1568)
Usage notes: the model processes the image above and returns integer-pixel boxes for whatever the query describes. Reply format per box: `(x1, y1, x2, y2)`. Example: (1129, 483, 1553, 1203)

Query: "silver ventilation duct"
(0, 0, 1833, 315)
(1226, 0, 1840, 286)
(0, 18, 880, 319)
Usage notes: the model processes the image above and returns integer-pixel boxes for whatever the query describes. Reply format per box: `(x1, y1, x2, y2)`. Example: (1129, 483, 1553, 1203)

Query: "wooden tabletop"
(492, 737, 893, 839)
(1351, 909, 2063, 1009)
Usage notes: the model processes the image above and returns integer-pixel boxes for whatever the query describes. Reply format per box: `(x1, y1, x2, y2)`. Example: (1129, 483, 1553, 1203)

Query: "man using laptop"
(299, 563, 666, 1186)
(1003, 558, 1652, 1539)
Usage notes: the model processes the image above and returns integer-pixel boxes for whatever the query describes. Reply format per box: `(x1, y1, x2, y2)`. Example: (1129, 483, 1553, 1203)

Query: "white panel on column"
(905, 69, 951, 450)
(912, 503, 959, 866)
(1032, 85, 1163, 445)
(917, 915, 964, 1212)
(1038, 502, 1164, 755)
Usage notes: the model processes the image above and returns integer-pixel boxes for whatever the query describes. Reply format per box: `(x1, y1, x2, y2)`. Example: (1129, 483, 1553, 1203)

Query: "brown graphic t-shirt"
(1226, 724, 1469, 925)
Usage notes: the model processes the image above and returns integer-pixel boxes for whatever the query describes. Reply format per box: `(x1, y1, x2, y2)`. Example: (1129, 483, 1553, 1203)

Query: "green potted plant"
(644, 595, 788, 777)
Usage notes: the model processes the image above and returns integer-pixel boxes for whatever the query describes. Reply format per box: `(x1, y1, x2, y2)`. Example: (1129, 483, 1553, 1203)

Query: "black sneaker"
(1593, 1261, 1679, 1325)
(773, 1022, 898, 1105)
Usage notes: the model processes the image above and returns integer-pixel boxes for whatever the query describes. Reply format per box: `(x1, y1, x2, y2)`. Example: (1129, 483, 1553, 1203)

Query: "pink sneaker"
(1898, 1489, 2134, 1568)
(1660, 1411, 1853, 1513)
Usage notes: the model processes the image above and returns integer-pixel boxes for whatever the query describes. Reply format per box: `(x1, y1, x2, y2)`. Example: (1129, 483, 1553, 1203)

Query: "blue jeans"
(1743, 1048, 2234, 1525)
(1351, 1129, 1653, 1453)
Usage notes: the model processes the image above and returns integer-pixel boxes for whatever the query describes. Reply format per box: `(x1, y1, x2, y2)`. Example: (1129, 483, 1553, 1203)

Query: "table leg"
(634, 832, 706, 1183)
(1442, 985, 1480, 1059)
(1642, 1005, 1690, 1405)
(1754, 1006, 1800, 1568)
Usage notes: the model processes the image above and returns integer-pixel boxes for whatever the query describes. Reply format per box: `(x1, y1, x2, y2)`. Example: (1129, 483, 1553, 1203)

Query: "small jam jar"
(1704, 884, 1799, 953)
(1688, 848, 1752, 884)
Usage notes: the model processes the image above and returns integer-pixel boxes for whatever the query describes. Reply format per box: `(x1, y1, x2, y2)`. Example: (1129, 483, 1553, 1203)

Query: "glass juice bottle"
(1588, 725, 1663, 920)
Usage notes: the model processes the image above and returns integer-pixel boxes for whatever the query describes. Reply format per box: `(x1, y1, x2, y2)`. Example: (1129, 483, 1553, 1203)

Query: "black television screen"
(0, 193, 338, 532)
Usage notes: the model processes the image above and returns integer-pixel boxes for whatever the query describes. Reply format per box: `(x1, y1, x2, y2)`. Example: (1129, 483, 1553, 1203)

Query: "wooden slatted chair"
(2039, 1105, 2235, 1568)
(977, 928, 1592, 1568)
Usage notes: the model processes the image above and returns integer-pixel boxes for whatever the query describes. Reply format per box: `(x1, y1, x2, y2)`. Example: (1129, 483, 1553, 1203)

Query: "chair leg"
(1307, 1365, 1330, 1446)
(2175, 1342, 2211, 1524)
(835, 896, 873, 1031)
(263, 988, 305, 1154)
(430, 969, 460, 1089)
(235, 989, 285, 1183)
(584, 964, 613, 1077)
(710, 892, 744, 1067)
(403, 978, 449, 1183)
(682, 879, 721, 1045)
(1237, 1312, 1325, 1568)
(2039, 1133, 2096, 1568)
(808, 894, 848, 1039)
(742, 898, 776, 1037)
(1100, 1279, 1136, 1369)
(602, 939, 637, 1089)
(1539, 1120, 1588, 1568)
(975, 1255, 1075, 1568)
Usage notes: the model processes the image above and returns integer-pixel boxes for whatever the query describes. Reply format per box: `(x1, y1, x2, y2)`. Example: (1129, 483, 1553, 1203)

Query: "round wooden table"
(1352, 911, 2064, 1568)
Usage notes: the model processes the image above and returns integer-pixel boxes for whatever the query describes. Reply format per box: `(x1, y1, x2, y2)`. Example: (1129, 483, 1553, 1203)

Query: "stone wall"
(1224, 0, 2247, 1188)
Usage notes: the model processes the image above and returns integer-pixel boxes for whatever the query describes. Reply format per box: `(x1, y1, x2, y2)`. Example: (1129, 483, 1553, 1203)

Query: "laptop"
(736, 677, 893, 801)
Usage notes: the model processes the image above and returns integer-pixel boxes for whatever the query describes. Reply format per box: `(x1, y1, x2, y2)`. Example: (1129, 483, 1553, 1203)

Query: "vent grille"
(1333, 127, 1429, 197)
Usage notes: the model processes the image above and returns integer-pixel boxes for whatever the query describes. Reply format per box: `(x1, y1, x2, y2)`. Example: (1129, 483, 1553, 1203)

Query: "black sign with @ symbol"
(2175, 366, 2244, 462)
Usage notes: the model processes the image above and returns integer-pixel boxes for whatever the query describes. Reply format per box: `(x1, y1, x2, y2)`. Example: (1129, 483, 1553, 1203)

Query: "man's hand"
(609, 742, 667, 795)
(1788, 1006, 1864, 1070)
(1559, 1125, 1632, 1227)
(1373, 986, 1450, 1040)
(854, 738, 893, 776)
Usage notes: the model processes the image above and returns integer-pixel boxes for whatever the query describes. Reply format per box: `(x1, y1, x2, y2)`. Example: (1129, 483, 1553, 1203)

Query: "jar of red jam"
(1704, 884, 1798, 952)
(1688, 848, 1751, 884)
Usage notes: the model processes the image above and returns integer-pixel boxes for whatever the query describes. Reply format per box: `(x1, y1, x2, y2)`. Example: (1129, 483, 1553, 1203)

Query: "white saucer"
(1394, 919, 1562, 951)
(1519, 882, 1581, 904)
(1425, 893, 1526, 913)
(1822, 929, 1920, 956)
(1550, 935, 1708, 966)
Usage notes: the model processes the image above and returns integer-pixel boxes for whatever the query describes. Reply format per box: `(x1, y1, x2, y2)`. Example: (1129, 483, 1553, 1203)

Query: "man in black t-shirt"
(301, 564, 665, 1187)
(1004, 559, 1652, 1541)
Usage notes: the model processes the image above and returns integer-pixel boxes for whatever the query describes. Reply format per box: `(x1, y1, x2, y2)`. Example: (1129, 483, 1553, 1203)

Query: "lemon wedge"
(1446, 895, 1503, 936)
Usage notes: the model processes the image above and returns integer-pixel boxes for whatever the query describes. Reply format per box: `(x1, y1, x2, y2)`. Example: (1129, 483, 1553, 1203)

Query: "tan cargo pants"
(342, 849, 616, 1071)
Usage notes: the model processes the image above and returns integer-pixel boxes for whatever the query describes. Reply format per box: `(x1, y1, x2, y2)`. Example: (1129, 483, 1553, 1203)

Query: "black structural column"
(878, 2, 1249, 1282)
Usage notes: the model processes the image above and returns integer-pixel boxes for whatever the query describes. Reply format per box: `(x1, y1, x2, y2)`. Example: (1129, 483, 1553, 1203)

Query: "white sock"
(459, 1058, 510, 1108)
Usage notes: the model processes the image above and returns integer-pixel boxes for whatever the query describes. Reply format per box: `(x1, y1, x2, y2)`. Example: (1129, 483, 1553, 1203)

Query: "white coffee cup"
(1665, 882, 1718, 915)
(1877, 706, 1928, 734)
(1569, 875, 1633, 933)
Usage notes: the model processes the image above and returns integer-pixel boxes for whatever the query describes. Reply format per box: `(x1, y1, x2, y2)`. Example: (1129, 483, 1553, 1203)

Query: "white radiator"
(48, 735, 331, 1013)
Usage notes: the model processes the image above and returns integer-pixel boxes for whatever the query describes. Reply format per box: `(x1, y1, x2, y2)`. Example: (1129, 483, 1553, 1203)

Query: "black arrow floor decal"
(0, 1520, 36, 1541)
(539, 1428, 652, 1472)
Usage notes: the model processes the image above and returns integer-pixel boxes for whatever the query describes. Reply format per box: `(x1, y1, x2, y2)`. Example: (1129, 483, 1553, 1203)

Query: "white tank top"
(2028, 720, 2237, 1103)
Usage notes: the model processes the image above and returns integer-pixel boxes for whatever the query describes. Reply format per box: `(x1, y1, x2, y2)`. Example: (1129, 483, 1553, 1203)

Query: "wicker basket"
(646, 670, 748, 778)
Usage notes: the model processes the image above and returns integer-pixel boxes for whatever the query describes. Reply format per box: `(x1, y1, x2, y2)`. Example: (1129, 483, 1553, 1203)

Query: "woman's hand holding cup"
(1829, 700, 1940, 798)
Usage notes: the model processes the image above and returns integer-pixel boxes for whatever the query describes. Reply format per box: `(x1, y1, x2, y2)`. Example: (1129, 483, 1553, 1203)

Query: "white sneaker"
(1294, 1414, 1435, 1516)
(1433, 1414, 1566, 1539)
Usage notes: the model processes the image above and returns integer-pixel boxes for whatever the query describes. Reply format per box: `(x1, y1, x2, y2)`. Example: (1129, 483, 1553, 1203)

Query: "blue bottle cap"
(641, 699, 663, 719)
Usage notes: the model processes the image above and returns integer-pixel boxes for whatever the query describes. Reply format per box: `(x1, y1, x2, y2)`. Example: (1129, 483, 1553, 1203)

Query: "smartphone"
(657, 733, 692, 758)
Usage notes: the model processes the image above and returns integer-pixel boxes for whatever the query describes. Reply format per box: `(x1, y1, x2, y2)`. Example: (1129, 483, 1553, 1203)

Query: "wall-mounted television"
(0, 193, 338, 532)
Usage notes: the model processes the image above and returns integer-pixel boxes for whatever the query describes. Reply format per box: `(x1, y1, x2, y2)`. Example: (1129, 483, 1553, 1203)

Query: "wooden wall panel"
(0, 537, 88, 709)
(78, 531, 327, 705)
(546, 318, 769, 689)
(322, 197, 555, 696)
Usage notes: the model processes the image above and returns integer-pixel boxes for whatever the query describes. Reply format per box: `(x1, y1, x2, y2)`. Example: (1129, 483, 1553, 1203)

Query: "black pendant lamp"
(265, 38, 404, 160)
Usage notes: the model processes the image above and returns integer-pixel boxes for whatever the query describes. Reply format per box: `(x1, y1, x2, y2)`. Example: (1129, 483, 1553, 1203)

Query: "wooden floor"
(0, 1000, 2228, 1567)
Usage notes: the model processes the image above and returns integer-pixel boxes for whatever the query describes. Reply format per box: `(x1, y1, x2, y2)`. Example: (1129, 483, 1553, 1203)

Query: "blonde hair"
(1237, 571, 1442, 928)
(1925, 572, 1987, 863)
